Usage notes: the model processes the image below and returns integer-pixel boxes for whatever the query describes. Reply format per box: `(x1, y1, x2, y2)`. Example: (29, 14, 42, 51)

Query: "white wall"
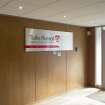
(102, 29, 105, 88)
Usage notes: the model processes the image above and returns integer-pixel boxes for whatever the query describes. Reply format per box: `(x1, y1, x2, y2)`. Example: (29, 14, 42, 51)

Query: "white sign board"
(25, 28, 73, 52)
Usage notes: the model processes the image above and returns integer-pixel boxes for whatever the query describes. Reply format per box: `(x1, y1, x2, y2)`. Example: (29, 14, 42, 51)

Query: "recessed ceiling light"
(64, 16, 67, 18)
(19, 6, 23, 10)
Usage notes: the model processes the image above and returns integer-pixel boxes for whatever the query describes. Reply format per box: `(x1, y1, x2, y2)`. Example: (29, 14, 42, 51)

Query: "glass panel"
(95, 27, 102, 86)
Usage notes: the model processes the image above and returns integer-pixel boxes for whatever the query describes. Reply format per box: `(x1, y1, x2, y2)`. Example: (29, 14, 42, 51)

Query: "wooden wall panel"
(22, 54, 36, 105)
(86, 28, 95, 86)
(67, 28, 87, 90)
(0, 14, 90, 105)
(48, 52, 66, 96)
(35, 52, 48, 100)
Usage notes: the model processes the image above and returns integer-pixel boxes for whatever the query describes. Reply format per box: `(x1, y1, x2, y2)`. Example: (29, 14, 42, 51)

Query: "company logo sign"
(30, 34, 60, 43)
(25, 28, 73, 52)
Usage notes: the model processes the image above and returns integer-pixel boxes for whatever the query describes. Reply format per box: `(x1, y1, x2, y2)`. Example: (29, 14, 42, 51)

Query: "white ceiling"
(0, 0, 105, 27)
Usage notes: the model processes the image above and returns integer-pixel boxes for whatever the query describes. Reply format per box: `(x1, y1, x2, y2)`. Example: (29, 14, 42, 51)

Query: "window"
(95, 27, 102, 86)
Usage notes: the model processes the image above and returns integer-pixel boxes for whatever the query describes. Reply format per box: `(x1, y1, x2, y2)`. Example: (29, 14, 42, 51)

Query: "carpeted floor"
(26, 88, 105, 105)
(88, 91, 105, 103)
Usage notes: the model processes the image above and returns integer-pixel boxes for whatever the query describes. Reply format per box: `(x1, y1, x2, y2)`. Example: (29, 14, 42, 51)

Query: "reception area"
(0, 0, 105, 105)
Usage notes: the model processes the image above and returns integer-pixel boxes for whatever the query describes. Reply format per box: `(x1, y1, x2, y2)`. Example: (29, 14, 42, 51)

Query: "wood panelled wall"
(86, 28, 95, 86)
(0, 14, 91, 105)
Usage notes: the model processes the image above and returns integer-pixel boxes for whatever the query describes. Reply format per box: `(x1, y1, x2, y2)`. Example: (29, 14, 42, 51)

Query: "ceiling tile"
(1, 0, 105, 26)
(0, 0, 58, 16)
(23, 0, 102, 18)
(45, 0, 105, 22)
(0, 0, 12, 8)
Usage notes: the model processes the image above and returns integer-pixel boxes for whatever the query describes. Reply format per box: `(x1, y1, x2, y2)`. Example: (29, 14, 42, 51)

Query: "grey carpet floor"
(88, 91, 105, 103)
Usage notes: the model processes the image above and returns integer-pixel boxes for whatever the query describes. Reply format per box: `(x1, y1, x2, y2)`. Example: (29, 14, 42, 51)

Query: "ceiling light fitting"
(19, 6, 23, 10)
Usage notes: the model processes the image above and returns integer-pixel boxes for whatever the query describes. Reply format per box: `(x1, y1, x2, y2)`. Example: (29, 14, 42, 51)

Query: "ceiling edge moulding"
(0, 14, 89, 28)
